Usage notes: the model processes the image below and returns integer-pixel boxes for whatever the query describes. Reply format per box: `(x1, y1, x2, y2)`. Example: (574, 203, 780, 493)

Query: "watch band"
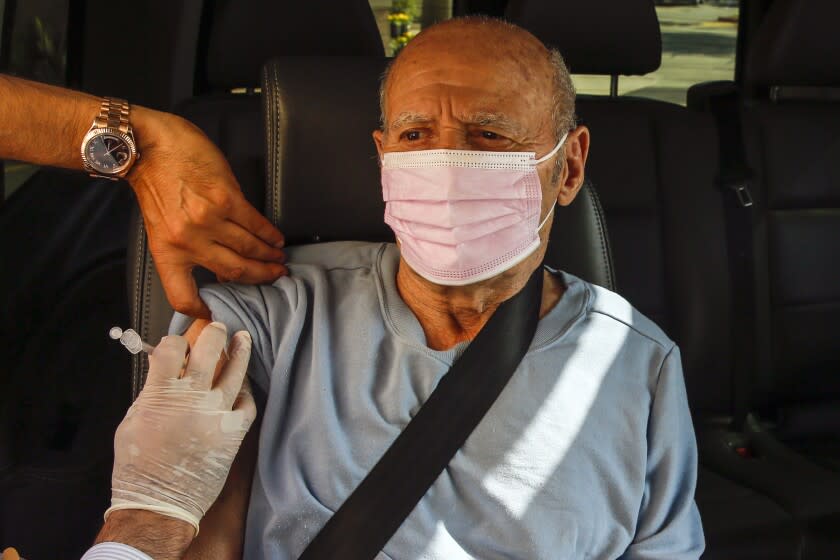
(94, 97, 131, 134)
(82, 96, 138, 179)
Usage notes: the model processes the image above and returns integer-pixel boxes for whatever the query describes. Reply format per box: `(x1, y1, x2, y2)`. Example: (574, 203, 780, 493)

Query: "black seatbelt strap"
(708, 88, 756, 429)
(299, 266, 544, 560)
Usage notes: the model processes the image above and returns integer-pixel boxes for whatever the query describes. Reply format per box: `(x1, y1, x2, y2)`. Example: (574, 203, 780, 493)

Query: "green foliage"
(390, 0, 420, 19)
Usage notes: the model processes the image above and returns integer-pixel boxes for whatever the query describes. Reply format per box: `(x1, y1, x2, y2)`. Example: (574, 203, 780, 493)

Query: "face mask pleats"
(380, 134, 566, 286)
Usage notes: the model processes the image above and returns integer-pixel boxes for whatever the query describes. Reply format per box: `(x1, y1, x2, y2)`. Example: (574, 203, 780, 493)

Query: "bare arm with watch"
(0, 74, 288, 318)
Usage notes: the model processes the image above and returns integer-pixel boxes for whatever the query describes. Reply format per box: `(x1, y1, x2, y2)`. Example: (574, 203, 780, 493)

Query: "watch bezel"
(81, 127, 139, 177)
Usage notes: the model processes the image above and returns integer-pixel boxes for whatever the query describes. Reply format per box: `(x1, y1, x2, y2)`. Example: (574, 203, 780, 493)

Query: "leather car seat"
(127, 0, 385, 393)
(739, 0, 840, 473)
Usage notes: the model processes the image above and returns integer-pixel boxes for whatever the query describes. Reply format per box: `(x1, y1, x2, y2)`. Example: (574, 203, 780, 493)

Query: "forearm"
(95, 510, 195, 560)
(0, 74, 167, 174)
(0, 74, 97, 168)
(183, 424, 259, 559)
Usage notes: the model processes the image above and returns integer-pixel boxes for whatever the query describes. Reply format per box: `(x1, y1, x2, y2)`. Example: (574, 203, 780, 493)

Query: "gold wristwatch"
(80, 97, 139, 180)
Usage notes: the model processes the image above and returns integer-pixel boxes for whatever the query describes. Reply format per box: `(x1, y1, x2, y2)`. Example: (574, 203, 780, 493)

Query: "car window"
(370, 0, 423, 56)
(574, 1, 739, 104)
(368, 0, 738, 106)
(1, 0, 69, 200)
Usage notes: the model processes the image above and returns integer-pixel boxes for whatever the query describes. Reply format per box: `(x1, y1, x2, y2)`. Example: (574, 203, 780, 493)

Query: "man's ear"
(372, 129, 385, 160)
(556, 125, 591, 207)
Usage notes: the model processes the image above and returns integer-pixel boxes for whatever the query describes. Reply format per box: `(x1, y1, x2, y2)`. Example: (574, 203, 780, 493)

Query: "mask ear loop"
(534, 132, 569, 164)
(537, 205, 555, 233)
(534, 132, 567, 233)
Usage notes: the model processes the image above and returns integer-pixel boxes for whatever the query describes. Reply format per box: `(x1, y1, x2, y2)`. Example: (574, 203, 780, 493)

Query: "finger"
(232, 376, 258, 428)
(218, 378, 257, 436)
(214, 264, 284, 284)
(201, 244, 288, 284)
(215, 220, 286, 262)
(184, 321, 228, 389)
(146, 335, 189, 385)
(158, 264, 212, 319)
(216, 331, 252, 409)
(228, 197, 285, 248)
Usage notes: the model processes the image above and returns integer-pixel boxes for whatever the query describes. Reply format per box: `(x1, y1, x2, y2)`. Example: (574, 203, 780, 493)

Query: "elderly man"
(159, 16, 705, 560)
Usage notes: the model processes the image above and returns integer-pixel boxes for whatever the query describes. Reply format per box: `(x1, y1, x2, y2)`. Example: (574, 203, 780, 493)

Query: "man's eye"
(403, 130, 421, 141)
(481, 131, 499, 139)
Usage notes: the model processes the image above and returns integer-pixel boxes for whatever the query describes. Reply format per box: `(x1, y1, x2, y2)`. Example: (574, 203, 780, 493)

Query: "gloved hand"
(106, 322, 257, 535)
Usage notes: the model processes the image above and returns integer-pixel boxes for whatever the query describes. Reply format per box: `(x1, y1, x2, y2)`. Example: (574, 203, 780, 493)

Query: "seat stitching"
(140, 230, 153, 395)
(131, 217, 144, 399)
(272, 62, 282, 226)
(588, 184, 616, 290)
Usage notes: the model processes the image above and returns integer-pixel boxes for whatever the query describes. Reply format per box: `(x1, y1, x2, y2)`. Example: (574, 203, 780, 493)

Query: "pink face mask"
(381, 133, 567, 286)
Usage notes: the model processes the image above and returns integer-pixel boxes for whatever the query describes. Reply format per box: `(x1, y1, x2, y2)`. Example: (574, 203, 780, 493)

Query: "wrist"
(71, 97, 103, 167)
(125, 105, 197, 190)
(131, 105, 167, 154)
(124, 104, 167, 186)
(96, 509, 195, 560)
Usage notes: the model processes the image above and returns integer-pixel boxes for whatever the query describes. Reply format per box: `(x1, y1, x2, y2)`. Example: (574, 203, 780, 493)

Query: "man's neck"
(396, 261, 565, 351)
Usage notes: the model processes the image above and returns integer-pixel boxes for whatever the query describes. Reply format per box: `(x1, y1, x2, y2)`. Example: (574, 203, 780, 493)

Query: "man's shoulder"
(576, 277, 674, 353)
(197, 240, 391, 317)
(285, 240, 391, 271)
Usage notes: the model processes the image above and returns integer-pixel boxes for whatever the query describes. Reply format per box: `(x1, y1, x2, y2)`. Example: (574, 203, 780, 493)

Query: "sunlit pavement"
(572, 4, 738, 105)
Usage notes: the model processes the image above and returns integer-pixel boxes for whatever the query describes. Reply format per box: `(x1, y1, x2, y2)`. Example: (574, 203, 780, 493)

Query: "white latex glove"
(105, 322, 257, 534)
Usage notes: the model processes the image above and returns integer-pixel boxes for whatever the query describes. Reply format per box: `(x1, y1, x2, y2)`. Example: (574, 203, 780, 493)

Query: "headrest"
(505, 0, 661, 76)
(745, 0, 840, 88)
(262, 56, 392, 244)
(261, 56, 615, 289)
(206, 0, 384, 90)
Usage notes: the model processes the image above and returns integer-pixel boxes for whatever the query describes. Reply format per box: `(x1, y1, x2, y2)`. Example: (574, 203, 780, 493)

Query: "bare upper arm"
(183, 318, 228, 384)
(183, 318, 212, 347)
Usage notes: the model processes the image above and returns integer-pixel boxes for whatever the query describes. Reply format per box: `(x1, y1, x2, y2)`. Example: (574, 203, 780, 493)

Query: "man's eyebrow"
(461, 111, 524, 135)
(387, 110, 525, 135)
(388, 112, 434, 131)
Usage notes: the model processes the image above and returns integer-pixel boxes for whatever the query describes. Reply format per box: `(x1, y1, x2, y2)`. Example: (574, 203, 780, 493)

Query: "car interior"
(1, 0, 839, 558)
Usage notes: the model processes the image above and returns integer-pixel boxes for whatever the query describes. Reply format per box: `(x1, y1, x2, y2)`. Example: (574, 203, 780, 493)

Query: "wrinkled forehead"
(384, 31, 554, 128)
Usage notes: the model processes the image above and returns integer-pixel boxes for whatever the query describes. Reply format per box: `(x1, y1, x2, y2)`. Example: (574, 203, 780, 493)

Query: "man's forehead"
(390, 46, 526, 90)
(385, 60, 538, 120)
(384, 70, 546, 136)
(385, 37, 552, 112)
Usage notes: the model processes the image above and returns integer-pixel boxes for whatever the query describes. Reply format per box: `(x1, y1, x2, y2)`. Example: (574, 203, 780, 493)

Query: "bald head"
(379, 16, 576, 142)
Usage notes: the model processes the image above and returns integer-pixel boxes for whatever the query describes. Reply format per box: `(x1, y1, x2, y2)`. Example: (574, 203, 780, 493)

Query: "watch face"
(85, 133, 132, 174)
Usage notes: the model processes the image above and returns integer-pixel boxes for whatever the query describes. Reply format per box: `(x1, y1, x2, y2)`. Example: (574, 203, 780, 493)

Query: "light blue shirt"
(171, 241, 704, 559)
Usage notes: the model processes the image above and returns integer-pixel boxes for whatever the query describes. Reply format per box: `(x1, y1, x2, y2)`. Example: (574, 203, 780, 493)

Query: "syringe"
(109, 326, 156, 355)
(109, 325, 230, 358)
